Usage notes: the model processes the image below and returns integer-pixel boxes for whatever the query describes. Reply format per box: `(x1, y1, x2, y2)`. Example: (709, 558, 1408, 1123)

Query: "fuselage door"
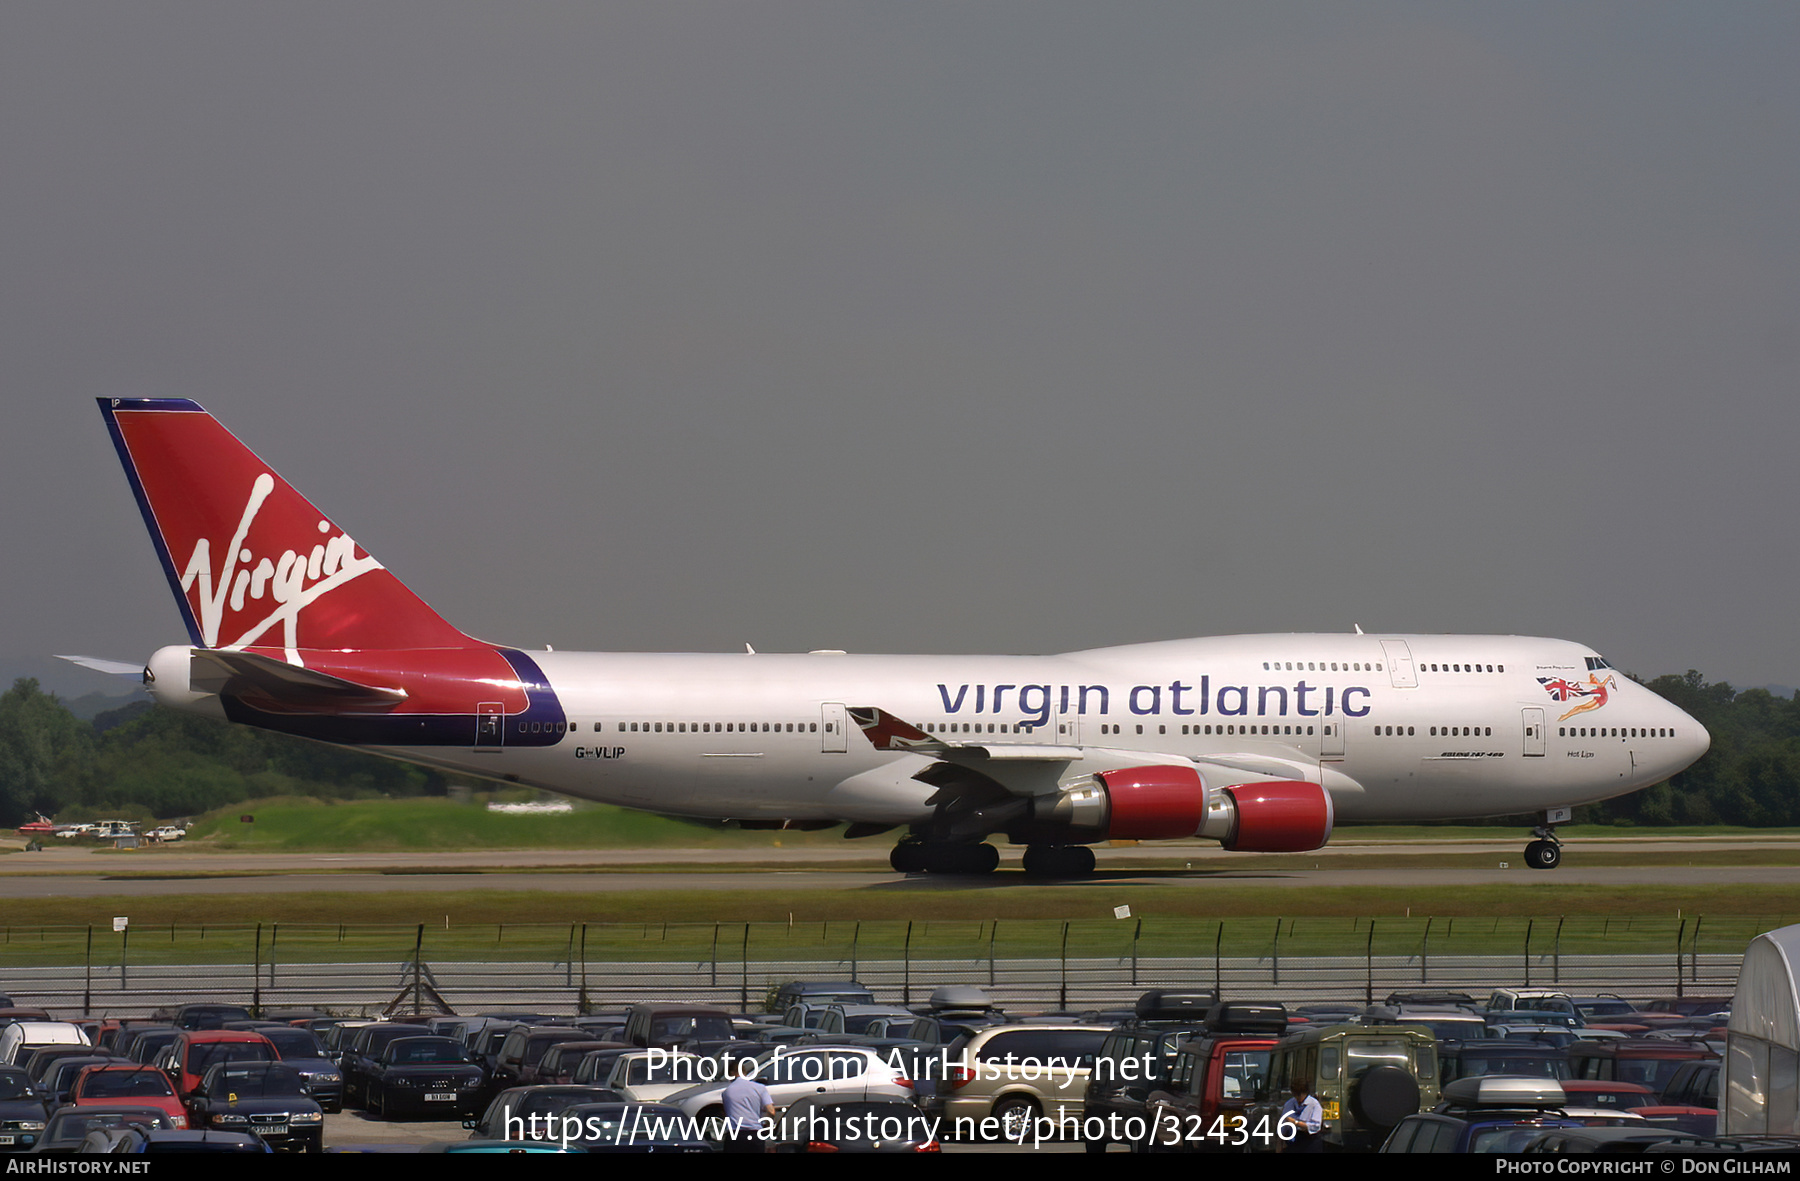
(1380, 640, 1418, 688)
(475, 702, 505, 750)
(1058, 705, 1081, 746)
(1321, 720, 1345, 761)
(1522, 708, 1545, 757)
(821, 703, 848, 753)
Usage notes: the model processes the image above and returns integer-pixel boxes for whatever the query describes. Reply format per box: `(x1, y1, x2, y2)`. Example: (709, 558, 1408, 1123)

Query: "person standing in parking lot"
(1278, 1077, 1324, 1153)
(721, 1070, 775, 1153)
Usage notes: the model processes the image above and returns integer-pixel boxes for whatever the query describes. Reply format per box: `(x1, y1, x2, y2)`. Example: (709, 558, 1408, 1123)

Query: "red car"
(155, 1031, 278, 1100)
(69, 1064, 188, 1128)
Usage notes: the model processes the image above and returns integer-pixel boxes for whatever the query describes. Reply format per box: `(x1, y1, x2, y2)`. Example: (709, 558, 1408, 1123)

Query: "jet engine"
(1008, 764, 1333, 852)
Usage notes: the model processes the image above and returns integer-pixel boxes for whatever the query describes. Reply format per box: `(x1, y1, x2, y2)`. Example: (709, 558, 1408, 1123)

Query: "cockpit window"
(1584, 657, 1612, 671)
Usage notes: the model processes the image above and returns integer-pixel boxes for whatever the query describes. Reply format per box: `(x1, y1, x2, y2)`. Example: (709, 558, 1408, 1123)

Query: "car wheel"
(992, 1095, 1040, 1143)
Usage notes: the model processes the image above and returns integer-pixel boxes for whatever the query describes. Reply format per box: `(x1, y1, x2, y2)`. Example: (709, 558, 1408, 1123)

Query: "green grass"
(178, 796, 862, 851)
(0, 899, 1776, 968)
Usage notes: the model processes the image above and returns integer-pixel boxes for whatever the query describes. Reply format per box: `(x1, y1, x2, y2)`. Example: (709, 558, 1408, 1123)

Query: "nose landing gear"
(1523, 838, 1562, 870)
(1523, 808, 1570, 870)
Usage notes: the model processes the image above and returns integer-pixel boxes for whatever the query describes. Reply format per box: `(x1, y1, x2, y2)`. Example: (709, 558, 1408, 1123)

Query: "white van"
(0, 1021, 90, 1066)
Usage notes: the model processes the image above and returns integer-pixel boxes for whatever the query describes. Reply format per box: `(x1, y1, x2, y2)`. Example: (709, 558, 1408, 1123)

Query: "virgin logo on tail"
(180, 471, 382, 656)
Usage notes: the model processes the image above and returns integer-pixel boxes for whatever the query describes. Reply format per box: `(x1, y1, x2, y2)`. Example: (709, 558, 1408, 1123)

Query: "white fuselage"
(292, 633, 1707, 828)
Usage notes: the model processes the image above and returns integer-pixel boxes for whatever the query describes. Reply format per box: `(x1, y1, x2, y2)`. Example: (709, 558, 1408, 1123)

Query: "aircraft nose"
(1666, 703, 1711, 776)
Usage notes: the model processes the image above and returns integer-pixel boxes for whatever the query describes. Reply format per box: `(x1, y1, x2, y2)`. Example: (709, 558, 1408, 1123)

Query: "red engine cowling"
(1087, 767, 1334, 850)
(1220, 780, 1334, 852)
(1094, 765, 1208, 840)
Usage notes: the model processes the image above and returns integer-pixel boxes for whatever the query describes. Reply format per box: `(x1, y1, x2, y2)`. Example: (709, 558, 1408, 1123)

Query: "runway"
(0, 835, 1794, 897)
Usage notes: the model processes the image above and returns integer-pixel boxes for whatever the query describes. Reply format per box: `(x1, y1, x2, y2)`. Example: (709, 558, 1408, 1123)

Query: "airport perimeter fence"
(0, 914, 1770, 1017)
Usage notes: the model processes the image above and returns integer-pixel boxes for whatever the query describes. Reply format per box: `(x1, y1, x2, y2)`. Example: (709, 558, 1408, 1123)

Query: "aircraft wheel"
(920, 842, 998, 874)
(891, 843, 927, 873)
(1524, 839, 1562, 870)
(1023, 845, 1095, 877)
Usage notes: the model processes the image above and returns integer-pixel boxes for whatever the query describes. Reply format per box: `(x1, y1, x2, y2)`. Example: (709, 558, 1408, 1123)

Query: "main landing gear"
(1021, 845, 1096, 878)
(1523, 808, 1569, 870)
(886, 839, 1101, 877)
(890, 840, 999, 875)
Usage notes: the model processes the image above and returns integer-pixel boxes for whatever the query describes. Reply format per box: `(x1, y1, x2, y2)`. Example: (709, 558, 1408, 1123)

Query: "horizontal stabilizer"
(188, 649, 407, 712)
(55, 655, 144, 678)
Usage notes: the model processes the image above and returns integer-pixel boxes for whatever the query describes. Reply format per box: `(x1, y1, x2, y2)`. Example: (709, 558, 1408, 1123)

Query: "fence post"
(711, 923, 719, 988)
(1272, 919, 1281, 989)
(1675, 917, 1688, 999)
(1059, 921, 1070, 1011)
(579, 923, 588, 1013)
(1523, 919, 1534, 987)
(413, 923, 425, 1015)
(988, 922, 997, 988)
(1422, 917, 1432, 984)
(253, 923, 263, 1016)
(1132, 918, 1142, 986)
(83, 925, 92, 1015)
(1553, 917, 1564, 985)
(1365, 920, 1375, 1004)
(565, 923, 575, 988)
(1215, 921, 1223, 998)
(851, 921, 860, 983)
(1691, 916, 1704, 986)
(903, 921, 914, 1006)
(740, 924, 750, 1012)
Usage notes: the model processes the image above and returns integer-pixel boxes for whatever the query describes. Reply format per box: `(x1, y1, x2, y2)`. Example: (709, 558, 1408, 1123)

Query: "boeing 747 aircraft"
(79, 399, 1709, 875)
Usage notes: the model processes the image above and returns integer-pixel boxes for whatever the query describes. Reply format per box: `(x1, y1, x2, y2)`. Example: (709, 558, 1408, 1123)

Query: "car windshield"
(1347, 1039, 1417, 1076)
(189, 1042, 274, 1071)
(81, 1070, 175, 1099)
(1457, 1055, 1568, 1079)
(649, 1015, 734, 1043)
(0, 1071, 29, 1100)
(43, 1110, 172, 1144)
(259, 1030, 325, 1058)
(1220, 1050, 1270, 1099)
(208, 1067, 307, 1097)
(387, 1039, 466, 1065)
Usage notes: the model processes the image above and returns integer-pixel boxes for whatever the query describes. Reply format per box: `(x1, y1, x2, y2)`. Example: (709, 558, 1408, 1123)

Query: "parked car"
(184, 1063, 323, 1152)
(1245, 1013, 1441, 1152)
(666, 1046, 912, 1120)
(29, 1107, 176, 1154)
(0, 1068, 48, 1153)
(362, 1037, 486, 1119)
(770, 1095, 939, 1153)
(937, 1025, 1110, 1141)
(1141, 1002, 1288, 1152)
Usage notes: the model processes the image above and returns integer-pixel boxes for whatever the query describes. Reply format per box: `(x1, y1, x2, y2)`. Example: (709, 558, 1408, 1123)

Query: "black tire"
(1525, 839, 1562, 870)
(891, 843, 926, 873)
(992, 1095, 1039, 1143)
(1349, 1064, 1420, 1129)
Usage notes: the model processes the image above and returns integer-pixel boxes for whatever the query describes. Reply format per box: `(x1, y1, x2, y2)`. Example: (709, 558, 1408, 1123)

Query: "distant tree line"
(0, 671, 1789, 828)
(0, 678, 440, 825)
(1574, 671, 1800, 827)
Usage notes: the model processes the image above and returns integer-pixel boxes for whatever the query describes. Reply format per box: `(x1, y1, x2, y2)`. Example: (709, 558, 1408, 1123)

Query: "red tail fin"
(101, 399, 472, 653)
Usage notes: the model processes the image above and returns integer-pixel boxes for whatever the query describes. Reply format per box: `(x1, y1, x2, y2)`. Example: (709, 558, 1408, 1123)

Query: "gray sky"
(4, 3, 1796, 700)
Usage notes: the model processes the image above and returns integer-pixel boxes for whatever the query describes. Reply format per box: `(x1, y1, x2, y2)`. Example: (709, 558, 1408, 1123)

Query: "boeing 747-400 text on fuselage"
(77, 399, 1709, 875)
